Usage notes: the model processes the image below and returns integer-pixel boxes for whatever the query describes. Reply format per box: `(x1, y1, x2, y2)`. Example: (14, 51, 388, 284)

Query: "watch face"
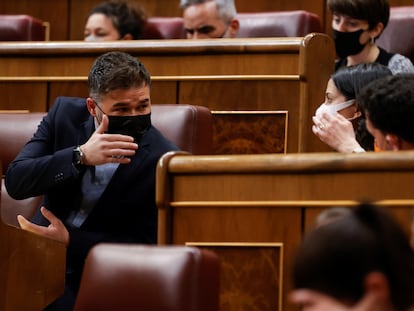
(73, 147, 83, 165)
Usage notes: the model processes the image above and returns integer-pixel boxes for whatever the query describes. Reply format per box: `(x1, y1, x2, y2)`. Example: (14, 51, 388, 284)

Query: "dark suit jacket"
(5, 95, 179, 278)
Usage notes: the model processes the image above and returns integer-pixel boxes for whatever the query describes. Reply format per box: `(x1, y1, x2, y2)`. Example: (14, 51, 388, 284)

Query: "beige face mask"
(315, 99, 356, 117)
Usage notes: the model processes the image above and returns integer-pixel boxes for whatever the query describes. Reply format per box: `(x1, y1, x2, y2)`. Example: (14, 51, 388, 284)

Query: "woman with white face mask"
(313, 63, 391, 152)
(328, 0, 414, 74)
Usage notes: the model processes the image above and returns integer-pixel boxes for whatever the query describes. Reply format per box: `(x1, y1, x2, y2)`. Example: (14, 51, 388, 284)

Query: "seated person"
(291, 203, 414, 311)
(84, 0, 147, 41)
(180, 0, 239, 39)
(5, 51, 179, 311)
(328, 0, 414, 74)
(315, 206, 351, 227)
(358, 74, 414, 151)
(312, 63, 392, 152)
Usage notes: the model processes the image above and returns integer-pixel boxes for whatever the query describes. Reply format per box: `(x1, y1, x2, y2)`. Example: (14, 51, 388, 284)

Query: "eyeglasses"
(185, 25, 216, 36)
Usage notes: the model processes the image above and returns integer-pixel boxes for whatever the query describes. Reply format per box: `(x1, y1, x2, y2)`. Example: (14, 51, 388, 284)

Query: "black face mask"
(333, 29, 367, 58)
(107, 113, 151, 143)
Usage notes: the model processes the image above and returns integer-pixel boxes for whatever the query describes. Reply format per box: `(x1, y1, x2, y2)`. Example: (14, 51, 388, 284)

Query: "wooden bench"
(0, 163, 65, 311)
(0, 34, 335, 153)
(156, 150, 414, 311)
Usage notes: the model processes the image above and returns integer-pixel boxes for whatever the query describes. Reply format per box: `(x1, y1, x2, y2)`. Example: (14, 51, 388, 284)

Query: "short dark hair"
(327, 0, 390, 30)
(358, 74, 414, 144)
(293, 203, 414, 311)
(88, 51, 151, 101)
(88, 0, 147, 39)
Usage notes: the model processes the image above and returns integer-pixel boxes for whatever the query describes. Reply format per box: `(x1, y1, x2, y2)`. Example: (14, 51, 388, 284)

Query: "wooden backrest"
(155, 150, 414, 311)
(0, 34, 335, 153)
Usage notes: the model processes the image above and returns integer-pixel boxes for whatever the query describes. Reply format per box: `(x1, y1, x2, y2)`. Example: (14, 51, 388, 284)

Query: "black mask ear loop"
(93, 100, 106, 124)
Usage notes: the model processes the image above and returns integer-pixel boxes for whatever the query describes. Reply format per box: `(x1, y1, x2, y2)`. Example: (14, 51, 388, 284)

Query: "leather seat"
(151, 104, 213, 155)
(0, 112, 45, 176)
(376, 6, 414, 63)
(237, 10, 321, 38)
(0, 15, 47, 41)
(142, 17, 185, 39)
(74, 244, 220, 311)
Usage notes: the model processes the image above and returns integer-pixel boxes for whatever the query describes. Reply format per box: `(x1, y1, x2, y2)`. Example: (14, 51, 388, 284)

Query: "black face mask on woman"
(333, 29, 368, 58)
(95, 103, 151, 143)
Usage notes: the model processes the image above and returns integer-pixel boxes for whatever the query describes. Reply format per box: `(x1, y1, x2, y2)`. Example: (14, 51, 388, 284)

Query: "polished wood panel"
(156, 151, 414, 311)
(0, 35, 335, 152)
(187, 242, 283, 311)
(0, 164, 66, 311)
(212, 111, 287, 154)
(0, 82, 46, 111)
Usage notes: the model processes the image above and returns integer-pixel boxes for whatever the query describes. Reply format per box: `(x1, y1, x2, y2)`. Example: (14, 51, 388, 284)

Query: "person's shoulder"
(388, 53, 414, 74)
(48, 96, 89, 121)
(52, 96, 87, 107)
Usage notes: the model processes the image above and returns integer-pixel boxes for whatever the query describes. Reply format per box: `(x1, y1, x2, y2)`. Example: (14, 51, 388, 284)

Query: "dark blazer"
(5, 96, 179, 300)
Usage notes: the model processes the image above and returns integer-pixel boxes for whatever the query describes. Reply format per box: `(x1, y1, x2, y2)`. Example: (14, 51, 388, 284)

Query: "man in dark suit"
(5, 51, 179, 310)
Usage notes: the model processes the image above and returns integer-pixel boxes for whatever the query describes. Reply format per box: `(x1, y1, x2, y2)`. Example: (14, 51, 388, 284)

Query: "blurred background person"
(328, 0, 414, 74)
(315, 206, 351, 227)
(291, 202, 414, 311)
(84, 0, 147, 41)
(180, 0, 239, 39)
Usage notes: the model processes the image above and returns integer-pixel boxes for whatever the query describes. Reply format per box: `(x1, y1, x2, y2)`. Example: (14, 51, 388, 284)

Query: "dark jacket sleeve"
(5, 97, 86, 199)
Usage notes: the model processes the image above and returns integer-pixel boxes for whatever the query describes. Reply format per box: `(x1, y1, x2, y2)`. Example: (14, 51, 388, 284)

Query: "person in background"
(315, 206, 351, 227)
(5, 51, 179, 310)
(180, 0, 239, 39)
(291, 203, 414, 311)
(358, 74, 414, 151)
(312, 63, 392, 153)
(328, 0, 414, 74)
(84, 0, 147, 41)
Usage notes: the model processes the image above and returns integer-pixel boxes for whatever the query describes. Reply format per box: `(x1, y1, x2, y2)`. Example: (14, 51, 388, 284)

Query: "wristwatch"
(72, 146, 84, 169)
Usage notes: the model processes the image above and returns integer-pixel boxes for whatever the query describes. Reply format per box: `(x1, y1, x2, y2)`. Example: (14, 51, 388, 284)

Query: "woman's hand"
(312, 112, 363, 153)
